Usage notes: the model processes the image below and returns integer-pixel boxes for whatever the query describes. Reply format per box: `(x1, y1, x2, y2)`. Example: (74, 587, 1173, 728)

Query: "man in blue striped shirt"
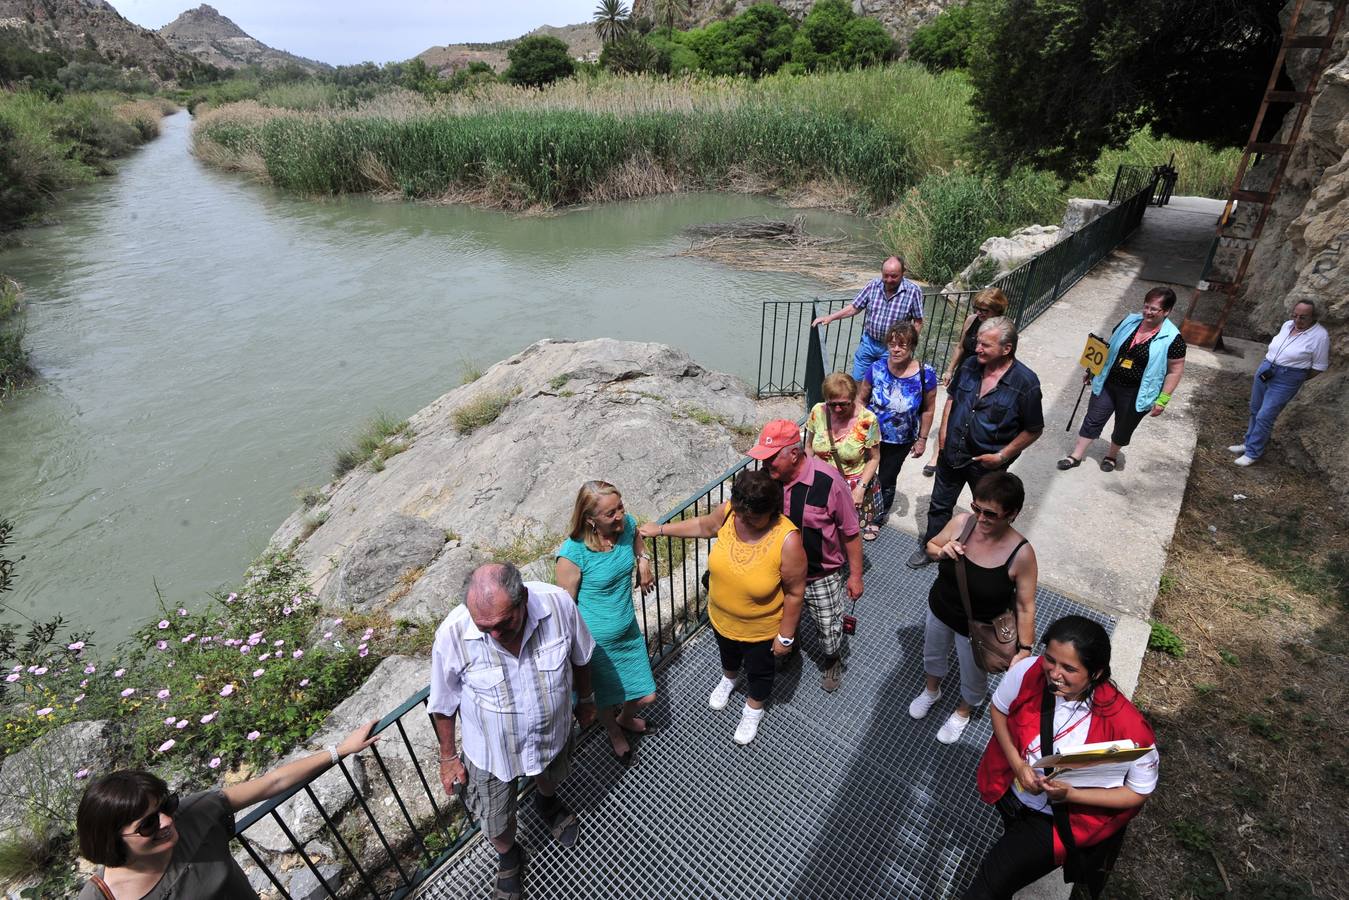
(812, 256, 925, 381)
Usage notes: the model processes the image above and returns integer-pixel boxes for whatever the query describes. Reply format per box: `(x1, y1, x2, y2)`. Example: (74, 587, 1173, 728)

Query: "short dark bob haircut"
(971, 471, 1025, 516)
(77, 769, 169, 866)
(1143, 286, 1178, 312)
(1042, 615, 1114, 699)
(730, 468, 782, 519)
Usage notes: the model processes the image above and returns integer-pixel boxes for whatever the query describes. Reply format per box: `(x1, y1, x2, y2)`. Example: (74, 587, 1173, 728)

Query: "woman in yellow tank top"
(640, 469, 806, 745)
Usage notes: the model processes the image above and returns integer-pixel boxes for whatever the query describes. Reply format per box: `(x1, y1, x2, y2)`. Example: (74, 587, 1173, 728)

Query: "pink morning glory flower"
(299, 678, 310, 687)
(225, 593, 237, 603)
(75, 768, 90, 779)
(200, 711, 217, 724)
(181, 633, 196, 643)
(246, 730, 260, 741)
(359, 647, 369, 658)
(175, 720, 188, 730)
(84, 665, 96, 674)
(73, 693, 85, 703)
(164, 716, 177, 725)
(156, 641, 168, 651)
(33, 666, 47, 675)
(273, 639, 284, 647)
(323, 631, 333, 640)
(219, 684, 235, 697)
(157, 620, 170, 629)
(292, 649, 304, 659)
(240, 645, 251, 655)
(258, 652, 270, 661)
(67, 641, 86, 651)
(120, 688, 136, 698)
(156, 689, 171, 700)
(209, 757, 222, 769)
(333, 618, 343, 626)
(156, 739, 175, 753)
(114, 668, 126, 678)
(178, 608, 188, 616)
(4, 674, 19, 683)
(80, 679, 89, 688)
(252, 668, 265, 678)
(35, 707, 53, 716)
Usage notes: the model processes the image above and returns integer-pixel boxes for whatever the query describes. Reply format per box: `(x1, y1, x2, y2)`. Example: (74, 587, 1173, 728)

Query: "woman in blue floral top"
(861, 322, 938, 532)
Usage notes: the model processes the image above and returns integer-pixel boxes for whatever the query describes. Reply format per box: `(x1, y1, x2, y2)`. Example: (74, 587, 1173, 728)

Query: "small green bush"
(505, 35, 575, 88)
(1170, 819, 1215, 853)
(452, 390, 516, 434)
(908, 3, 976, 73)
(332, 412, 412, 477)
(1147, 620, 1185, 658)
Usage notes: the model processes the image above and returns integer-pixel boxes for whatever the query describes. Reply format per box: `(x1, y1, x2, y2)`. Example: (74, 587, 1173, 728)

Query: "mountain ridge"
(159, 4, 328, 72)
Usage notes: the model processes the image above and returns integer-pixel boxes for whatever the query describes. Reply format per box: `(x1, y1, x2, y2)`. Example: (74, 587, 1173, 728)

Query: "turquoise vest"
(1092, 313, 1180, 411)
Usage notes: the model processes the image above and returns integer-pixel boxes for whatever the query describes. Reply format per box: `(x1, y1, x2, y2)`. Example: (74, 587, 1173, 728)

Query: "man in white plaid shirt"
(430, 562, 596, 900)
(812, 256, 925, 381)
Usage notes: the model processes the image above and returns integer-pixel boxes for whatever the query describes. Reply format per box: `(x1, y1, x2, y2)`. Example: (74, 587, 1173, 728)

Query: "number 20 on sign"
(1079, 334, 1109, 375)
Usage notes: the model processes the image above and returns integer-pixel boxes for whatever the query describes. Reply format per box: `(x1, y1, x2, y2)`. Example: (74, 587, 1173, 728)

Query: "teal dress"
(556, 515, 657, 707)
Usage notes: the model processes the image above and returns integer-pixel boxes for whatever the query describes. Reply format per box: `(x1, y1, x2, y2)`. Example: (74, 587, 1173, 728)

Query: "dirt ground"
(1103, 370, 1349, 900)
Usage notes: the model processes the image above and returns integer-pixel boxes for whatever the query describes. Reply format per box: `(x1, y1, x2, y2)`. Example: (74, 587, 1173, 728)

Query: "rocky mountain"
(630, 0, 953, 45)
(0, 0, 205, 79)
(417, 22, 601, 74)
(159, 4, 327, 72)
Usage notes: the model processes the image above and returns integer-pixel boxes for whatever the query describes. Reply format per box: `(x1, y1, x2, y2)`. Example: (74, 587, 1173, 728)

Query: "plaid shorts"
(460, 732, 574, 839)
(803, 570, 847, 658)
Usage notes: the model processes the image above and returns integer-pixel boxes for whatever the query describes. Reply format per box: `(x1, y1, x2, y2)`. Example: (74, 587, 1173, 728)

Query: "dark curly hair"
(730, 468, 782, 519)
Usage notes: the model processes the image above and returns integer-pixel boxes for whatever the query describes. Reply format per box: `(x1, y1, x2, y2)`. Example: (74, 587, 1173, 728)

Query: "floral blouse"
(806, 403, 880, 477)
(865, 360, 938, 445)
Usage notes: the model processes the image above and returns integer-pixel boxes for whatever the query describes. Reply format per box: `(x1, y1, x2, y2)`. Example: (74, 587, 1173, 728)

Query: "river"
(0, 110, 875, 634)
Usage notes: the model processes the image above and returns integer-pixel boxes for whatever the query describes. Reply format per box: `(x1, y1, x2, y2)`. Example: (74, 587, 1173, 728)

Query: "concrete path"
(880, 196, 1263, 898)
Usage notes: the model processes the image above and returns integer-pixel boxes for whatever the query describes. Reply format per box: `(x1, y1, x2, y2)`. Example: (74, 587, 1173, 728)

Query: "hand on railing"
(439, 755, 468, 800)
(636, 557, 655, 596)
(338, 719, 383, 757)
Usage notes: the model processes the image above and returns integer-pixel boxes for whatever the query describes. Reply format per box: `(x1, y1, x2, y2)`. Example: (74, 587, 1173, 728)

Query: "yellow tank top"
(707, 512, 797, 642)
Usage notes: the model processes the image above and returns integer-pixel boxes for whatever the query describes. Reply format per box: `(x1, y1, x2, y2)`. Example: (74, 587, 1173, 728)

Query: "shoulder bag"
(953, 515, 1018, 673)
(88, 874, 116, 899)
(823, 412, 876, 523)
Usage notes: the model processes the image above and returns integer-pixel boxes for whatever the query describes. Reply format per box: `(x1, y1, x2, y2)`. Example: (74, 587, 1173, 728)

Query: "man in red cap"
(746, 419, 864, 692)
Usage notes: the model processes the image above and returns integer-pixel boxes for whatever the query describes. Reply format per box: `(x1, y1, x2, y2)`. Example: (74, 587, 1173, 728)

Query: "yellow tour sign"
(1079, 333, 1109, 375)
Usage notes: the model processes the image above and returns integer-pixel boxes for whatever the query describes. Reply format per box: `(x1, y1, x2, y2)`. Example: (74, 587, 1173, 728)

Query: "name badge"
(1120, 358, 1134, 369)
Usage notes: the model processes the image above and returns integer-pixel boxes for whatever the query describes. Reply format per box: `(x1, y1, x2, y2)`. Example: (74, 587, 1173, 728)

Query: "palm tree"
(655, 0, 690, 37)
(593, 0, 631, 46)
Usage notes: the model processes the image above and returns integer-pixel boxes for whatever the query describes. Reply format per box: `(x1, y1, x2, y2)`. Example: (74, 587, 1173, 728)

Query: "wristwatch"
(776, 635, 795, 647)
(1017, 643, 1032, 652)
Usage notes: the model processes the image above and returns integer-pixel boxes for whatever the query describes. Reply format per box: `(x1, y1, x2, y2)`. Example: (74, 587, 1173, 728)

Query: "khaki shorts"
(461, 734, 574, 839)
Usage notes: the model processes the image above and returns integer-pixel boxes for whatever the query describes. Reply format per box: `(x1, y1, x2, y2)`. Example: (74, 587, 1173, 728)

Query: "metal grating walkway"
(419, 529, 1113, 900)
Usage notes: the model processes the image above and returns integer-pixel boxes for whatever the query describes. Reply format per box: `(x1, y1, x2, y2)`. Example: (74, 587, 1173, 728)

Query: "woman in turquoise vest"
(1058, 287, 1186, 472)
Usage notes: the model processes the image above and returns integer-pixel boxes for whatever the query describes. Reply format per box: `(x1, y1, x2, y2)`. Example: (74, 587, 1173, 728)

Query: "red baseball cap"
(746, 419, 802, 460)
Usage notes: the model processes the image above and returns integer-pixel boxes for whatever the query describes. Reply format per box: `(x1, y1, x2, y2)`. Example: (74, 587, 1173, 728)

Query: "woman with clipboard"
(963, 616, 1159, 900)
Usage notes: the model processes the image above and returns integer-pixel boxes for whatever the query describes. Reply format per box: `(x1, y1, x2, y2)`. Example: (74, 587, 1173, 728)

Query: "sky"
(108, 0, 600, 65)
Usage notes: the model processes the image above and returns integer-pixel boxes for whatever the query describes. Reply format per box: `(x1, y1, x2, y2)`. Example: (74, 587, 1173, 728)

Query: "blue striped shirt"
(851, 277, 925, 340)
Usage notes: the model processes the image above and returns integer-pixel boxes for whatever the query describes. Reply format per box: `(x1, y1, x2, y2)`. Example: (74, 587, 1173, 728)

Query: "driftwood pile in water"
(678, 215, 871, 289)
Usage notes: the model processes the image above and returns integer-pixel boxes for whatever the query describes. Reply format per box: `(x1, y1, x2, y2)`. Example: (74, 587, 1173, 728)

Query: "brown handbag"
(88, 874, 116, 899)
(952, 515, 1019, 674)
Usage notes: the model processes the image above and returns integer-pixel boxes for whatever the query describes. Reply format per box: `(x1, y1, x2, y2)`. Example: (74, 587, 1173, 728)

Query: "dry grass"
(1105, 374, 1348, 900)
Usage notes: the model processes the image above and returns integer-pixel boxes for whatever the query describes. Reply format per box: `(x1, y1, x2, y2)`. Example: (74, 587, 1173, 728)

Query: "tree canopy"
(962, 0, 1284, 180)
(505, 34, 576, 88)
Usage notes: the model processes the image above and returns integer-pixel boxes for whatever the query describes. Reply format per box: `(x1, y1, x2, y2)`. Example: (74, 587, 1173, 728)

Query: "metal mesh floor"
(420, 528, 1112, 900)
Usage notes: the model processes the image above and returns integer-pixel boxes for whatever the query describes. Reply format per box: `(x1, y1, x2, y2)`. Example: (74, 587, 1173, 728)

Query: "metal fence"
(1109, 162, 1177, 206)
(759, 165, 1161, 403)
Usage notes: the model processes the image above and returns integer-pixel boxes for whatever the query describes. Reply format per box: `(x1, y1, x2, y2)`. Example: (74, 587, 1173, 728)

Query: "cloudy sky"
(108, 0, 599, 65)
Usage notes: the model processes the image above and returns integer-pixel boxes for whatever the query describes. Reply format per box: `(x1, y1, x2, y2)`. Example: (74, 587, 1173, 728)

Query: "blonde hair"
(567, 480, 622, 552)
(975, 287, 1009, 316)
(821, 372, 858, 402)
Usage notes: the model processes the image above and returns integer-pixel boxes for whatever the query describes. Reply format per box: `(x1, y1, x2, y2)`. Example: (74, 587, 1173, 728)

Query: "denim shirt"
(943, 357, 1044, 467)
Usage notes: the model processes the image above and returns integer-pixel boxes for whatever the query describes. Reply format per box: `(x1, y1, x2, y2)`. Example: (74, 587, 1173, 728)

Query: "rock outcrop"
(271, 339, 763, 622)
(0, 0, 204, 81)
(1232, 0, 1347, 483)
(0, 720, 111, 840)
(630, 0, 955, 45)
(942, 224, 1064, 293)
(159, 5, 328, 72)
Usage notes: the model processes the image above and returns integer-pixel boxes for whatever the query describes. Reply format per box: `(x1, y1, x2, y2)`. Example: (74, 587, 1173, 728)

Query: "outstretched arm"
(222, 719, 380, 811)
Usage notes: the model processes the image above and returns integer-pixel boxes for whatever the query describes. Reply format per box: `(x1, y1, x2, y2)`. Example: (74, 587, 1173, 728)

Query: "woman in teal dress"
(555, 481, 657, 766)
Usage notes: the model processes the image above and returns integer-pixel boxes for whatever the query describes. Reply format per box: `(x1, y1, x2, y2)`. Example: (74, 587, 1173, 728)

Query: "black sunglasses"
(123, 793, 179, 838)
(969, 502, 1006, 521)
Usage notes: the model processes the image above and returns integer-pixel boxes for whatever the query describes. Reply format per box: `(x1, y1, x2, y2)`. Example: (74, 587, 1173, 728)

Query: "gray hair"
(977, 316, 1018, 353)
(1292, 300, 1318, 320)
(883, 255, 906, 273)
(463, 562, 528, 610)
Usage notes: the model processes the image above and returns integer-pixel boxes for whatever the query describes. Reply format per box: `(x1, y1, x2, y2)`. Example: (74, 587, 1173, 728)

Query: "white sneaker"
(1234, 454, 1257, 467)
(708, 676, 736, 710)
(733, 704, 764, 745)
(1227, 444, 1246, 454)
(908, 687, 942, 720)
(936, 710, 971, 744)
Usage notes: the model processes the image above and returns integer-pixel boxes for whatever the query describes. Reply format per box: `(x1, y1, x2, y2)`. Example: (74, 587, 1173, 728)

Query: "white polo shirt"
(1265, 320, 1330, 371)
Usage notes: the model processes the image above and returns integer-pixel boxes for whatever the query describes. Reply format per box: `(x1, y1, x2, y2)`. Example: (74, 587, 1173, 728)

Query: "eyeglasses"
(122, 793, 179, 838)
(969, 502, 1006, 521)
(973, 306, 993, 314)
(826, 400, 852, 409)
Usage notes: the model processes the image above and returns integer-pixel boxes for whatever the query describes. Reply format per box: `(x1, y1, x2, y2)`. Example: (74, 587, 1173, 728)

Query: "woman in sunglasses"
(75, 720, 379, 899)
(908, 471, 1037, 745)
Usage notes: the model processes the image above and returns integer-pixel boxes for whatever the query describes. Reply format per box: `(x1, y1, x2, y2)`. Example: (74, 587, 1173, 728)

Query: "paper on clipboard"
(1032, 740, 1155, 789)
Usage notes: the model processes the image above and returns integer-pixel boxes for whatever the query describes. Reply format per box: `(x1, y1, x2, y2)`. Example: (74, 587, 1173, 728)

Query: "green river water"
(0, 110, 875, 634)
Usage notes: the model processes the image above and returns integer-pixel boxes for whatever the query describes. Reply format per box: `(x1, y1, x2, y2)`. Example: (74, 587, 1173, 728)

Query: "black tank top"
(928, 538, 1027, 636)
(960, 316, 980, 358)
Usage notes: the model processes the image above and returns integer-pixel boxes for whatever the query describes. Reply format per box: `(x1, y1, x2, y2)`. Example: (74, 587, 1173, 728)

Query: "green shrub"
(505, 35, 575, 88)
(1147, 620, 1186, 657)
(332, 411, 412, 477)
(0, 276, 33, 400)
(908, 4, 976, 73)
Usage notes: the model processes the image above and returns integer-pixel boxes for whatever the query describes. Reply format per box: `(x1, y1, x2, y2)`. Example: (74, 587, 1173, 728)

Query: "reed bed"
(193, 66, 974, 211)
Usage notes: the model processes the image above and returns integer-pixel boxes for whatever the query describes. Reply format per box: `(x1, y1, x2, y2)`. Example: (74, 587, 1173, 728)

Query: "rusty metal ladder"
(1179, 0, 1347, 349)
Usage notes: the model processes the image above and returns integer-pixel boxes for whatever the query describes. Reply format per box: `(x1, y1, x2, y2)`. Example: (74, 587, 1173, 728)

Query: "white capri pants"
(923, 608, 989, 708)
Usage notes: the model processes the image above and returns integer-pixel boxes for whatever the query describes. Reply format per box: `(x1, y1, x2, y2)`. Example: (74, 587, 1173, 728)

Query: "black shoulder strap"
(1005, 538, 1029, 568)
(1042, 684, 1078, 860)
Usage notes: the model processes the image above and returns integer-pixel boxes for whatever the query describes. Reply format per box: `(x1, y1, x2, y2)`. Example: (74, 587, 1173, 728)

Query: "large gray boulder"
(271, 339, 759, 619)
(942, 224, 1064, 293)
(0, 720, 112, 840)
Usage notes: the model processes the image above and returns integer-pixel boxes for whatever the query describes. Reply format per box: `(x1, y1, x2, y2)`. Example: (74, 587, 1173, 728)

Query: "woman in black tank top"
(907, 471, 1039, 746)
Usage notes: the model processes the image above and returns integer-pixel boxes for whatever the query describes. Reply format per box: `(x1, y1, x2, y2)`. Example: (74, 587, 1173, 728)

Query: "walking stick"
(1066, 379, 1088, 432)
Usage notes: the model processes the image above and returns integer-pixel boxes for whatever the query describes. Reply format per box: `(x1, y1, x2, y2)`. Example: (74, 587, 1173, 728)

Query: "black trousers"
(713, 628, 775, 702)
(873, 441, 914, 524)
(1079, 380, 1148, 447)
(962, 791, 1058, 900)
(922, 455, 1009, 542)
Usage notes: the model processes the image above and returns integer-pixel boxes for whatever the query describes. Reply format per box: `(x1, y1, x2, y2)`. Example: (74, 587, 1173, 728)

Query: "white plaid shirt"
(428, 582, 595, 781)
(851, 276, 925, 340)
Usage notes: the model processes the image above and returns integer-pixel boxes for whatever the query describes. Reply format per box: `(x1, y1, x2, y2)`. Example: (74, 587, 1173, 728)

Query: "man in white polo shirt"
(1230, 300, 1331, 466)
(430, 562, 596, 900)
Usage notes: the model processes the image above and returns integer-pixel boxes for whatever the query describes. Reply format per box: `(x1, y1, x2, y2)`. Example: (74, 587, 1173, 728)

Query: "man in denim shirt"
(909, 318, 1044, 568)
